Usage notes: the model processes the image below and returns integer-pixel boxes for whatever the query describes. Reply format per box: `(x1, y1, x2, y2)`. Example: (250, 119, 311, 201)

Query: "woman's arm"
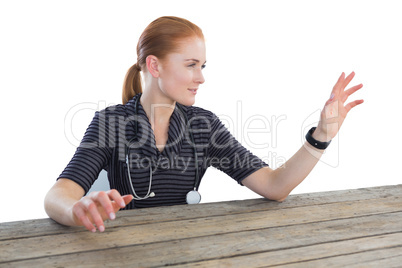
(242, 142, 324, 201)
(44, 178, 133, 232)
(242, 72, 364, 201)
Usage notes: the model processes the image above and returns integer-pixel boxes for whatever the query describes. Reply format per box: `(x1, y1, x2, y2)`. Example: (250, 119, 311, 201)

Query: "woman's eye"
(187, 63, 206, 69)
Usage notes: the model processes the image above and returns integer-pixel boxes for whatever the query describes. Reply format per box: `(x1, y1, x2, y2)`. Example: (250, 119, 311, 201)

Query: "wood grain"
(0, 184, 401, 267)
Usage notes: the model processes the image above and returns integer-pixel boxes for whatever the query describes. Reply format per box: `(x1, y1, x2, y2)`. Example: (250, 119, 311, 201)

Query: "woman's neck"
(140, 87, 176, 128)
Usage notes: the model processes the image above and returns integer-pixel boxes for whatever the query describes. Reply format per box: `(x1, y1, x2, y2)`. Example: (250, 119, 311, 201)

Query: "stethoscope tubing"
(126, 95, 199, 200)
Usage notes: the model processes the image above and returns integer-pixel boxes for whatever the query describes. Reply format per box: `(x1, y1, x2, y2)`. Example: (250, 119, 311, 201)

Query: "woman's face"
(157, 37, 206, 106)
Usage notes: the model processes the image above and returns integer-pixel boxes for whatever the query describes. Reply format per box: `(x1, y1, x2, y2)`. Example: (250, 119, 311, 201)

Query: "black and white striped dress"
(58, 94, 268, 209)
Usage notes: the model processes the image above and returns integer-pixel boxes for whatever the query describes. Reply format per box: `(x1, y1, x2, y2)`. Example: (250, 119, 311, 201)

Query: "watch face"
(186, 190, 201, 204)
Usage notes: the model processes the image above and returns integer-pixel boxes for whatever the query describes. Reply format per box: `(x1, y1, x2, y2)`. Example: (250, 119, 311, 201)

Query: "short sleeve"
(58, 110, 113, 194)
(206, 113, 269, 185)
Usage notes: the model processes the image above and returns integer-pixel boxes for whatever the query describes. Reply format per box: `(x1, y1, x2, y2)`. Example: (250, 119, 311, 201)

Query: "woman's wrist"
(69, 205, 81, 227)
(305, 127, 331, 151)
(311, 127, 331, 143)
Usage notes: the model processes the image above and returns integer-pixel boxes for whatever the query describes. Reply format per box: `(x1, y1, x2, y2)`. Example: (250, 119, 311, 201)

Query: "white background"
(1, 0, 401, 223)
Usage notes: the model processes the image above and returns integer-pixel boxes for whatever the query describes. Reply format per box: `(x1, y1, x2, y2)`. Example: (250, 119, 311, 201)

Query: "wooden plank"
(2, 214, 402, 267)
(270, 247, 402, 268)
(345, 250, 402, 268)
(0, 218, 81, 241)
(1, 197, 401, 266)
(168, 232, 402, 268)
(1, 185, 401, 241)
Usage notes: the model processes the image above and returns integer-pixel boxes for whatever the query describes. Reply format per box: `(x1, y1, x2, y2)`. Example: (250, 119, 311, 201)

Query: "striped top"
(59, 94, 268, 209)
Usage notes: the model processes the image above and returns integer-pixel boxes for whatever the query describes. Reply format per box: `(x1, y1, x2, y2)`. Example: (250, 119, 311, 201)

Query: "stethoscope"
(125, 95, 201, 204)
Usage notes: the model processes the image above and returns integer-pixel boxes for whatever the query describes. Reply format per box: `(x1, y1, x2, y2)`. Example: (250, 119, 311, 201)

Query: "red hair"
(122, 16, 204, 104)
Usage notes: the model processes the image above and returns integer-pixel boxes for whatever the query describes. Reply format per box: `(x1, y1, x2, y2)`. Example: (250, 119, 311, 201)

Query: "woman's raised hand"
(314, 72, 364, 142)
(71, 190, 133, 233)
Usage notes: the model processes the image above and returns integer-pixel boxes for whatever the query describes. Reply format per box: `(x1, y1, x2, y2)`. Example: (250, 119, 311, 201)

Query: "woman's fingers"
(341, 71, 356, 92)
(122, 194, 134, 206)
(345, 99, 364, 113)
(107, 189, 127, 209)
(331, 71, 358, 98)
(342, 83, 363, 102)
(81, 197, 105, 232)
(72, 201, 96, 232)
(94, 191, 118, 221)
(109, 194, 134, 215)
(72, 190, 133, 233)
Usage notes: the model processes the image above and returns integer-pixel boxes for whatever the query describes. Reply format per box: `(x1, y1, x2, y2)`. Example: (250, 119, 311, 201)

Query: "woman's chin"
(178, 97, 196, 106)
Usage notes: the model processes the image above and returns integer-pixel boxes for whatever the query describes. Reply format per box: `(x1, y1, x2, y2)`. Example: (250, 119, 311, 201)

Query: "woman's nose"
(195, 69, 205, 84)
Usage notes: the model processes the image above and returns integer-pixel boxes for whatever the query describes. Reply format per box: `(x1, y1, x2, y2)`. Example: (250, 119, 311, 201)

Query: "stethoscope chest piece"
(186, 190, 201, 204)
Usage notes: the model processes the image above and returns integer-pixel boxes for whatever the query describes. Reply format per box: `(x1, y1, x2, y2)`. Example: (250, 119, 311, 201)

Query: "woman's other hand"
(71, 190, 133, 233)
(314, 71, 364, 142)
(44, 179, 133, 233)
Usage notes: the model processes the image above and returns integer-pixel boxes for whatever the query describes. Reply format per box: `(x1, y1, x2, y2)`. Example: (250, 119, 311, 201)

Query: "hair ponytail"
(122, 63, 142, 105)
(122, 16, 204, 104)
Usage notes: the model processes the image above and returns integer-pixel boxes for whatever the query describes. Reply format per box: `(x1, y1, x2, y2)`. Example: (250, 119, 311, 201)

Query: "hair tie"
(134, 63, 141, 71)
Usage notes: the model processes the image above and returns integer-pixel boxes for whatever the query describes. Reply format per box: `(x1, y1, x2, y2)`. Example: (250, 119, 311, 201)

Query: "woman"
(44, 16, 364, 233)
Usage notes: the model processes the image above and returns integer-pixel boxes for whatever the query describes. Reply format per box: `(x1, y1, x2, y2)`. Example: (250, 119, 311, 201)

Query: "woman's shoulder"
(97, 99, 136, 118)
(184, 105, 218, 120)
(181, 105, 224, 132)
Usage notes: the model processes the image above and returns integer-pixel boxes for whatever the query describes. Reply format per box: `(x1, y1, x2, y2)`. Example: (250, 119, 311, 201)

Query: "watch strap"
(305, 127, 331, 150)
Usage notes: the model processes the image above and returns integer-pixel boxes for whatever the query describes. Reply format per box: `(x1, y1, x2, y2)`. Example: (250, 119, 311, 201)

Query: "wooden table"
(1, 185, 401, 267)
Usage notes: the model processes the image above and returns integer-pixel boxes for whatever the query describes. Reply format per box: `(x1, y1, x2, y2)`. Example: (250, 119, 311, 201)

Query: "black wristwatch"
(305, 127, 331, 150)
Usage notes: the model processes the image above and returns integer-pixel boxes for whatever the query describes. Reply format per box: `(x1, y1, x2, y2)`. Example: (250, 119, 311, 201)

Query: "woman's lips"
(188, 88, 198, 94)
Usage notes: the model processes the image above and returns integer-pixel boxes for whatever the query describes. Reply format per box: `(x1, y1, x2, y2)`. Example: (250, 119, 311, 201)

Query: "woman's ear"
(145, 55, 160, 78)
